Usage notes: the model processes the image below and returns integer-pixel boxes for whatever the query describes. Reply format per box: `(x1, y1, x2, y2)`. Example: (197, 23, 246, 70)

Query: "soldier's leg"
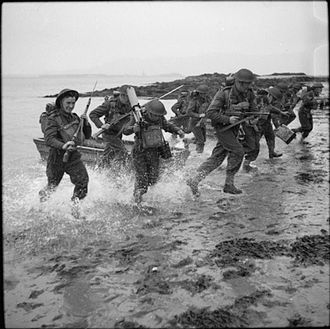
(264, 119, 282, 158)
(242, 125, 260, 172)
(301, 114, 313, 139)
(65, 158, 89, 200)
(39, 150, 65, 202)
(191, 125, 206, 153)
(223, 135, 245, 194)
(132, 149, 149, 203)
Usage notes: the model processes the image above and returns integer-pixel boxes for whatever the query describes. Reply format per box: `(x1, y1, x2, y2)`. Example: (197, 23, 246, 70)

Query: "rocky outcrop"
(44, 72, 328, 100)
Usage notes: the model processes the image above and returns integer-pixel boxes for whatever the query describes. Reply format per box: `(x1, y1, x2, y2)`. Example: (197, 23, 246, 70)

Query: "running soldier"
(185, 84, 211, 153)
(123, 99, 185, 204)
(89, 86, 131, 170)
(186, 68, 258, 196)
(39, 89, 92, 207)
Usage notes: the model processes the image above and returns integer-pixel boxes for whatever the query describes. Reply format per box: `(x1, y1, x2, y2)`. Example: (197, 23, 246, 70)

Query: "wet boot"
(223, 174, 242, 194)
(196, 143, 204, 154)
(269, 151, 283, 159)
(186, 176, 201, 197)
(242, 159, 258, 173)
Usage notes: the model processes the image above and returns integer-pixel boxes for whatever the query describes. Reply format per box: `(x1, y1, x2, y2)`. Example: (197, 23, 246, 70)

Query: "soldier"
(169, 89, 190, 134)
(255, 88, 286, 158)
(123, 99, 185, 204)
(311, 82, 324, 110)
(39, 89, 92, 209)
(89, 85, 131, 170)
(185, 84, 211, 153)
(292, 90, 316, 140)
(276, 81, 296, 125)
(186, 68, 257, 196)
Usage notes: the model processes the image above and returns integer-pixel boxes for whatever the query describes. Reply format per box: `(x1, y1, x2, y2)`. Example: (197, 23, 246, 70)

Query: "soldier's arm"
(206, 90, 231, 124)
(44, 117, 65, 149)
(89, 102, 110, 128)
(171, 100, 181, 116)
(161, 117, 183, 135)
(186, 100, 201, 118)
(122, 114, 136, 136)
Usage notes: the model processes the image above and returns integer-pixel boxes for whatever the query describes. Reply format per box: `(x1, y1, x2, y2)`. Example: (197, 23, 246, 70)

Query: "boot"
(269, 151, 283, 159)
(186, 177, 201, 197)
(242, 159, 258, 173)
(223, 174, 242, 194)
(196, 144, 204, 154)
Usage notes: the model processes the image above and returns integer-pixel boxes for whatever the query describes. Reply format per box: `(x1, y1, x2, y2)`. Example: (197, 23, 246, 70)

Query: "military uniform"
(169, 93, 190, 133)
(123, 105, 183, 203)
(89, 95, 131, 168)
(40, 104, 92, 201)
(186, 90, 211, 153)
(292, 91, 315, 139)
(280, 90, 296, 125)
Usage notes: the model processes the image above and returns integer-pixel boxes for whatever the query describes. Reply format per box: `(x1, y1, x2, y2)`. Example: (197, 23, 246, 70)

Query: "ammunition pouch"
(141, 125, 164, 149)
(158, 141, 172, 159)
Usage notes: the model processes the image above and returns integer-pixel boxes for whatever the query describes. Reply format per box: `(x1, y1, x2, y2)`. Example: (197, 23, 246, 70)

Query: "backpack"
(39, 102, 57, 135)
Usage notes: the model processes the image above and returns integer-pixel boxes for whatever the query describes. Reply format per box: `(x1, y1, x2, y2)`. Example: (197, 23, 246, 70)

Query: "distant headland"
(43, 72, 328, 99)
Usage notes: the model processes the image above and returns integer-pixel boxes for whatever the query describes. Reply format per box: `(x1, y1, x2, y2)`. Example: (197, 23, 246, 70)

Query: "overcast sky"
(2, 1, 328, 77)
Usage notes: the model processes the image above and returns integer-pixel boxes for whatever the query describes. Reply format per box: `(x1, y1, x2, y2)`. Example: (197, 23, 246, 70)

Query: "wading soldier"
(186, 68, 257, 196)
(39, 89, 92, 207)
(169, 89, 190, 134)
(255, 87, 289, 159)
(89, 85, 131, 170)
(186, 84, 211, 153)
(123, 99, 185, 204)
(292, 90, 316, 140)
(276, 81, 296, 125)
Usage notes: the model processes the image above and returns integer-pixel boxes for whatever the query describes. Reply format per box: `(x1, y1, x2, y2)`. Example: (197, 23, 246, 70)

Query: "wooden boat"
(33, 136, 190, 166)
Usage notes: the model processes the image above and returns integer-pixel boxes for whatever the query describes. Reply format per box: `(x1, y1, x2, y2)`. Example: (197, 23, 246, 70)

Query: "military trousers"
(42, 148, 89, 200)
(258, 118, 276, 156)
(132, 147, 160, 198)
(296, 109, 313, 138)
(102, 133, 130, 169)
(241, 123, 260, 162)
(196, 126, 244, 178)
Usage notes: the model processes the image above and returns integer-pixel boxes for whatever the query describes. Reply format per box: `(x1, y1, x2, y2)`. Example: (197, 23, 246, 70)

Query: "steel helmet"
(55, 89, 79, 108)
(235, 68, 255, 82)
(292, 83, 302, 90)
(268, 87, 282, 100)
(119, 85, 129, 94)
(312, 82, 323, 89)
(276, 82, 289, 91)
(145, 99, 167, 116)
(196, 84, 209, 94)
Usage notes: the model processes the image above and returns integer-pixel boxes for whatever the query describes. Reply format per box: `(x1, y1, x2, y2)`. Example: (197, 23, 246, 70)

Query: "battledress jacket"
(123, 113, 182, 149)
(45, 109, 91, 150)
(89, 98, 131, 136)
(206, 85, 257, 129)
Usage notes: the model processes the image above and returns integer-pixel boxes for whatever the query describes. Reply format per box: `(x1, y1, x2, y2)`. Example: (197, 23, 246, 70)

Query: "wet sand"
(3, 108, 329, 328)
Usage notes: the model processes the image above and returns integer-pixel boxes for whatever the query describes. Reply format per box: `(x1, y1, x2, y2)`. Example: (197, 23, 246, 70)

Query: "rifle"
(92, 85, 184, 138)
(63, 81, 97, 163)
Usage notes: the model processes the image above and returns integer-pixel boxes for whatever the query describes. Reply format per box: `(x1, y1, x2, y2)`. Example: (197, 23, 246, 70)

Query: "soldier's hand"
(62, 141, 75, 150)
(229, 116, 240, 124)
(177, 130, 185, 138)
(199, 113, 206, 118)
(133, 124, 141, 133)
(101, 123, 111, 130)
(236, 101, 250, 110)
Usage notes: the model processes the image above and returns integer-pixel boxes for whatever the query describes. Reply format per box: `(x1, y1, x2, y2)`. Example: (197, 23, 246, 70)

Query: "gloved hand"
(229, 116, 240, 124)
(62, 141, 76, 150)
(133, 124, 141, 133)
(101, 123, 111, 130)
(177, 129, 185, 138)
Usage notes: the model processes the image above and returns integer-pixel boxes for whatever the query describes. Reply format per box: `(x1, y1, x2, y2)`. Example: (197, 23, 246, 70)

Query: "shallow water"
(3, 105, 329, 327)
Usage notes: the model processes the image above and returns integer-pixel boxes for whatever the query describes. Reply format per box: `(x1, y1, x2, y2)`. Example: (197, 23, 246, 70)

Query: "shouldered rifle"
(63, 81, 97, 162)
(92, 85, 184, 139)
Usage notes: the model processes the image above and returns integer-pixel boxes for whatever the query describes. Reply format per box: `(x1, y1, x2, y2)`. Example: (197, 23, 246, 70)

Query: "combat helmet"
(55, 89, 79, 108)
(145, 99, 167, 116)
(312, 82, 323, 89)
(235, 68, 255, 82)
(196, 84, 209, 94)
(276, 81, 289, 91)
(268, 87, 282, 100)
